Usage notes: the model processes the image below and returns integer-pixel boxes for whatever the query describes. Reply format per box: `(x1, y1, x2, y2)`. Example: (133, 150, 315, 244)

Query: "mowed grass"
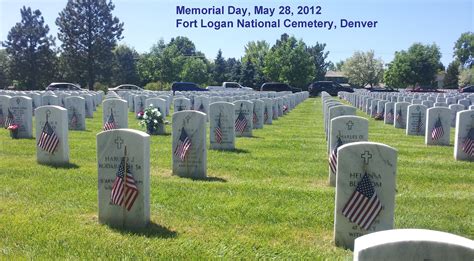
(0, 97, 472, 259)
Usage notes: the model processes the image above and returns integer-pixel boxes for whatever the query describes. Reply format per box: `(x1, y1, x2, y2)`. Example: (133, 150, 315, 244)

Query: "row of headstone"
(339, 91, 473, 161)
(94, 90, 310, 229)
(321, 92, 398, 251)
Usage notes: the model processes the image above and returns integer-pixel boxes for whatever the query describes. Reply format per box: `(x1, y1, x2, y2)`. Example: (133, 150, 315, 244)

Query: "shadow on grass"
(180, 176, 227, 183)
(149, 133, 171, 137)
(216, 148, 250, 154)
(110, 221, 177, 239)
(38, 162, 80, 169)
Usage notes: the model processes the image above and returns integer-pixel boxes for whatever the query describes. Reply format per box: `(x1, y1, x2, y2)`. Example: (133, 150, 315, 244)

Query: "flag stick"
(123, 145, 128, 226)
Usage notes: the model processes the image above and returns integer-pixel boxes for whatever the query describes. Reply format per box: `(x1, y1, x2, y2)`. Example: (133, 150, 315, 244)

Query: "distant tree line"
(0, 1, 472, 90)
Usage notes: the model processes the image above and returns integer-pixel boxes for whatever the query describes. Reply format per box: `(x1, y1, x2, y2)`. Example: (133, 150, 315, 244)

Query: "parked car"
(45, 82, 82, 91)
(108, 84, 144, 92)
(308, 81, 353, 96)
(459, 85, 474, 93)
(260, 82, 302, 93)
(366, 86, 399, 92)
(171, 82, 208, 94)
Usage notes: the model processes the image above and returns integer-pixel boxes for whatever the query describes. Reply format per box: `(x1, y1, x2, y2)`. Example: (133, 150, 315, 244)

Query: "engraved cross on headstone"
(115, 137, 124, 149)
(346, 120, 354, 130)
(361, 151, 372, 165)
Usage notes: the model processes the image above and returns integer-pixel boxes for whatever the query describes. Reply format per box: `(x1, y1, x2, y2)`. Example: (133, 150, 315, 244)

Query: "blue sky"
(0, 0, 472, 67)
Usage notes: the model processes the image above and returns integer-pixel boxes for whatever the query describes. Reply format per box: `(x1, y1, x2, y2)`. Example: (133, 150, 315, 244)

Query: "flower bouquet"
(138, 105, 168, 135)
(7, 124, 19, 139)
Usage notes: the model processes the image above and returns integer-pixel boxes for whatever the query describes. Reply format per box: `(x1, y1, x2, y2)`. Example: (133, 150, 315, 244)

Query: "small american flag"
(431, 117, 444, 140)
(395, 108, 403, 125)
(4, 108, 14, 128)
(386, 108, 394, 122)
(342, 173, 382, 230)
(461, 127, 474, 157)
(374, 109, 384, 120)
(38, 120, 59, 154)
(110, 154, 139, 211)
(215, 116, 223, 144)
(283, 105, 288, 113)
(235, 110, 247, 134)
(174, 127, 192, 161)
(371, 105, 377, 117)
(264, 107, 269, 122)
(329, 137, 343, 175)
(103, 109, 117, 131)
(253, 110, 257, 124)
(70, 110, 78, 129)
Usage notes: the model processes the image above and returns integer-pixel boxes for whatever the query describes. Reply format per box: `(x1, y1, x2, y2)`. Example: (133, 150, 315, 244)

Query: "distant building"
(435, 72, 446, 89)
(325, 71, 348, 84)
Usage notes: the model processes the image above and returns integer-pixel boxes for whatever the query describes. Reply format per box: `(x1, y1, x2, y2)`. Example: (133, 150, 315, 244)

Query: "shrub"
(144, 81, 171, 91)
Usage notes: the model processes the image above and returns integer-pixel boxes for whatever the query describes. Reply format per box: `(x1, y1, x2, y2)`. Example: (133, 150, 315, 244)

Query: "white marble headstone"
(97, 129, 150, 229)
(329, 116, 369, 187)
(172, 111, 207, 178)
(35, 106, 69, 164)
(334, 142, 397, 250)
(8, 96, 33, 138)
(233, 100, 253, 137)
(65, 96, 86, 131)
(425, 107, 451, 146)
(353, 229, 474, 261)
(209, 102, 235, 150)
(454, 110, 474, 161)
(394, 102, 409, 129)
(103, 98, 128, 129)
(406, 104, 427, 136)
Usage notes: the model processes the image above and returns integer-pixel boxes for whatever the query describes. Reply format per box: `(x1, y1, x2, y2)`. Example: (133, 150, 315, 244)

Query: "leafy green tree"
(213, 49, 226, 84)
(180, 58, 209, 84)
(443, 60, 460, 88)
(453, 32, 474, 68)
(2, 7, 56, 90)
(458, 67, 474, 87)
(137, 39, 165, 85)
(242, 40, 269, 86)
(0, 49, 11, 88)
(342, 50, 384, 87)
(264, 35, 314, 89)
(56, 0, 123, 89)
(112, 45, 140, 85)
(307, 43, 330, 81)
(384, 43, 442, 88)
(240, 58, 256, 88)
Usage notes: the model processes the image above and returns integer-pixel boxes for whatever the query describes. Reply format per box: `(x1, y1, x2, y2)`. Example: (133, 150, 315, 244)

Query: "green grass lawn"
(0, 97, 472, 259)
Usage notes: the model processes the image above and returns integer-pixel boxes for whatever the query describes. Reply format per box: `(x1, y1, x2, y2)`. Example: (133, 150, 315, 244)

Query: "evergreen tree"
(240, 59, 256, 88)
(443, 60, 460, 88)
(213, 49, 226, 84)
(307, 43, 330, 81)
(56, 0, 123, 89)
(0, 49, 11, 88)
(2, 7, 56, 90)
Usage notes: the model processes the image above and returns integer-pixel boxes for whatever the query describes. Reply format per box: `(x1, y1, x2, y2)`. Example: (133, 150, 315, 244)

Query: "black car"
(308, 81, 353, 96)
(171, 82, 208, 94)
(45, 82, 82, 91)
(459, 85, 474, 93)
(260, 82, 302, 93)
